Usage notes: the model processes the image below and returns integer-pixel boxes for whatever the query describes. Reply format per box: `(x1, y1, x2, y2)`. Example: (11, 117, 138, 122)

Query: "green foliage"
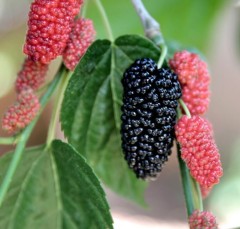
(0, 141, 113, 229)
(61, 35, 161, 205)
(87, 0, 226, 51)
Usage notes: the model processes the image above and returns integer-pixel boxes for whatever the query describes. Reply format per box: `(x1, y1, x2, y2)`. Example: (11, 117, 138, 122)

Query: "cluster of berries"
(170, 51, 222, 227)
(170, 50, 222, 196)
(23, 0, 95, 69)
(121, 58, 181, 179)
(2, 0, 95, 134)
(121, 51, 222, 226)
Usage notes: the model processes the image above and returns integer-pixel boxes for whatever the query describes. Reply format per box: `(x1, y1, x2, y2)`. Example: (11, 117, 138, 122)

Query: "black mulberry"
(121, 58, 182, 179)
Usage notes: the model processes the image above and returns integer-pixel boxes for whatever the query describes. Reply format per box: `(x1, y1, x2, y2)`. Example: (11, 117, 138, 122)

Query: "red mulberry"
(15, 58, 48, 93)
(2, 89, 40, 134)
(182, 78, 210, 115)
(189, 210, 218, 229)
(175, 115, 223, 188)
(63, 18, 96, 71)
(24, 0, 83, 64)
(169, 50, 210, 115)
(121, 58, 181, 179)
(169, 50, 199, 85)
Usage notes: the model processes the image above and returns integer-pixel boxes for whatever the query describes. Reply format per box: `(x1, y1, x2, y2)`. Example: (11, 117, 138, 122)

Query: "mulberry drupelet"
(121, 58, 182, 179)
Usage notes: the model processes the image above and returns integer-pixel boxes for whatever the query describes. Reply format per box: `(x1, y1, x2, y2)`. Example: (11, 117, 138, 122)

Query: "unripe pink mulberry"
(189, 210, 218, 229)
(182, 77, 210, 115)
(169, 50, 199, 85)
(2, 89, 40, 134)
(16, 58, 48, 93)
(169, 50, 210, 115)
(175, 115, 223, 188)
(24, 0, 83, 64)
(63, 18, 96, 71)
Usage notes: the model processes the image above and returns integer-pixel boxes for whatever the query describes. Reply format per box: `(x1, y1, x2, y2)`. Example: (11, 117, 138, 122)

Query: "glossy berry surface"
(175, 115, 223, 188)
(189, 210, 218, 229)
(16, 58, 48, 93)
(2, 89, 40, 134)
(24, 0, 82, 64)
(63, 18, 96, 71)
(121, 58, 181, 179)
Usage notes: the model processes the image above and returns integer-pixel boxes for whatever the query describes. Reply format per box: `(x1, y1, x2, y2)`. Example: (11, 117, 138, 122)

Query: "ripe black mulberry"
(121, 58, 181, 179)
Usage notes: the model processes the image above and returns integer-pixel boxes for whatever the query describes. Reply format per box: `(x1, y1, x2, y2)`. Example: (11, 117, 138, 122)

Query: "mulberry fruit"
(189, 210, 218, 229)
(169, 50, 210, 115)
(63, 18, 96, 71)
(169, 50, 199, 86)
(121, 58, 182, 179)
(24, 0, 83, 64)
(15, 58, 48, 93)
(175, 115, 223, 188)
(2, 89, 40, 134)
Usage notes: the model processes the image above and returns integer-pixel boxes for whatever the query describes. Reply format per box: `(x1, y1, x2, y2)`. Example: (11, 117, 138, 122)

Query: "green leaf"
(0, 141, 113, 229)
(51, 140, 113, 229)
(61, 35, 160, 205)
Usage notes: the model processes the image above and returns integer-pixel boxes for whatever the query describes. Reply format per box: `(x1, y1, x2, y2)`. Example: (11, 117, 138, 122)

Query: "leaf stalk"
(46, 68, 69, 146)
(131, 0, 168, 68)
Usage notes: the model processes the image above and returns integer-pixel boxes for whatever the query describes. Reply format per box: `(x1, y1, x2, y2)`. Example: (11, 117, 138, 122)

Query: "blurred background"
(0, 0, 240, 228)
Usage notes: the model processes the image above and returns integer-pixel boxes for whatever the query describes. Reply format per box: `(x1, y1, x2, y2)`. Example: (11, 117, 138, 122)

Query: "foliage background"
(0, 0, 240, 228)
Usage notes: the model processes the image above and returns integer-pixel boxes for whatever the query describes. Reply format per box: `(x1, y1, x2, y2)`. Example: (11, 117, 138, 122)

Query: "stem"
(94, 0, 114, 41)
(81, 0, 89, 18)
(0, 137, 16, 145)
(0, 65, 64, 207)
(191, 177, 203, 211)
(179, 99, 191, 118)
(131, 0, 168, 69)
(177, 143, 195, 216)
(36, 82, 51, 95)
(46, 69, 69, 146)
(157, 44, 167, 68)
(131, 0, 164, 46)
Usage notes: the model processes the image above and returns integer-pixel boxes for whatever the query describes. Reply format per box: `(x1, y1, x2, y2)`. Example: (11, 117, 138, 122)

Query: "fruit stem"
(157, 44, 167, 68)
(46, 69, 69, 146)
(131, 0, 167, 68)
(0, 64, 64, 207)
(177, 143, 195, 216)
(131, 0, 165, 46)
(179, 99, 191, 118)
(0, 137, 16, 145)
(94, 0, 114, 41)
(191, 177, 203, 211)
